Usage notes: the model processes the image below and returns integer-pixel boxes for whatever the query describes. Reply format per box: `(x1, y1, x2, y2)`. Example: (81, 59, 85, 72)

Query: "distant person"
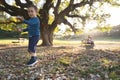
(17, 5, 40, 66)
(86, 35, 94, 48)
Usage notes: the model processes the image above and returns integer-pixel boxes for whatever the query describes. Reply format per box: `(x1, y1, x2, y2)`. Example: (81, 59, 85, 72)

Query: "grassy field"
(0, 38, 120, 79)
(0, 38, 120, 50)
(0, 38, 120, 45)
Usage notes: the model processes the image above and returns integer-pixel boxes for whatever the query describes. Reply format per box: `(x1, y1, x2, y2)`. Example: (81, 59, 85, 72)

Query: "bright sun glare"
(85, 6, 120, 32)
(107, 7, 120, 26)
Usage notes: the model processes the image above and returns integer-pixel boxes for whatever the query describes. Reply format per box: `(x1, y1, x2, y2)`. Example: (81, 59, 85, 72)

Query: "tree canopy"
(0, 0, 119, 46)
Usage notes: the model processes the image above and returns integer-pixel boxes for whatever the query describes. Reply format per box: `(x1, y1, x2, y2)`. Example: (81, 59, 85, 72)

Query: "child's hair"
(27, 5, 38, 12)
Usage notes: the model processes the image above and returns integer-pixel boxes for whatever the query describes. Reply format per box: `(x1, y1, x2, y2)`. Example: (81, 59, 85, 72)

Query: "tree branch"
(59, 0, 94, 17)
(0, 0, 29, 18)
(2, 0, 19, 11)
(40, 0, 53, 26)
(15, 0, 23, 8)
(42, 0, 53, 12)
(0, 21, 21, 24)
(0, 5, 16, 16)
(0, 5, 28, 18)
(62, 18, 76, 33)
(70, 0, 74, 5)
(25, 0, 33, 5)
(67, 14, 86, 21)
(54, 0, 61, 15)
(51, 0, 91, 31)
(14, 0, 33, 8)
(73, 1, 88, 8)
(55, 0, 95, 31)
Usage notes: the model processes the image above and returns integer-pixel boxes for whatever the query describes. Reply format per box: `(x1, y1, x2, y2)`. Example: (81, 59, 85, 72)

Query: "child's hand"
(17, 16, 24, 21)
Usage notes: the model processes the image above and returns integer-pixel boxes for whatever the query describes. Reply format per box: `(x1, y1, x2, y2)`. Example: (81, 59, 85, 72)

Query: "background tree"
(0, 0, 119, 46)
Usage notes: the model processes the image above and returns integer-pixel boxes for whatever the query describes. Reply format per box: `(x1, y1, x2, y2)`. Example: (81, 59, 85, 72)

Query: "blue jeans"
(28, 35, 40, 53)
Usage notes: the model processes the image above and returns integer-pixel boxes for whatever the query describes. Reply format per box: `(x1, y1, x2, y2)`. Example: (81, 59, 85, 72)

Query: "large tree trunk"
(39, 7, 55, 46)
(40, 30, 53, 46)
(40, 24, 54, 46)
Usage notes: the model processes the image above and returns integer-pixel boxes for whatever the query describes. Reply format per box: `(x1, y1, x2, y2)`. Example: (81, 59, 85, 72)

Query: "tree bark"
(40, 25, 54, 46)
(39, 1, 55, 46)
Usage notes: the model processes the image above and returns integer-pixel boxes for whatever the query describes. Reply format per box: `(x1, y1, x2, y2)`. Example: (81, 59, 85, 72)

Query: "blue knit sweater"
(23, 17, 40, 37)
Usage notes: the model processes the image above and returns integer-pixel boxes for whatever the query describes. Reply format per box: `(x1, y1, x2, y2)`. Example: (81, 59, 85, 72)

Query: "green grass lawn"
(0, 38, 120, 46)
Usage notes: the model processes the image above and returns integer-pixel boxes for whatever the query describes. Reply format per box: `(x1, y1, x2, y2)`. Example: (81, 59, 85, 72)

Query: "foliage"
(96, 25, 112, 32)
(76, 29, 84, 34)
(0, 29, 20, 38)
(0, 0, 119, 31)
(0, 23, 27, 38)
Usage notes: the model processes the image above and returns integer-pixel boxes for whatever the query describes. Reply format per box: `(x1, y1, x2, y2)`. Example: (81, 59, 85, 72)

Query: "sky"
(106, 6, 120, 26)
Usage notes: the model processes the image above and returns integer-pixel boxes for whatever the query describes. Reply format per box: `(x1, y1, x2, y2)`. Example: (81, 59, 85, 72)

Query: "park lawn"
(0, 38, 120, 79)
(0, 39, 18, 44)
(54, 40, 120, 45)
(0, 38, 120, 46)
